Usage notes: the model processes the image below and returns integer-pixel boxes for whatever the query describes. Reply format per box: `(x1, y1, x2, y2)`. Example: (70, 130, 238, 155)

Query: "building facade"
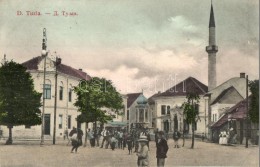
(0, 56, 91, 139)
(126, 93, 152, 130)
(150, 77, 208, 136)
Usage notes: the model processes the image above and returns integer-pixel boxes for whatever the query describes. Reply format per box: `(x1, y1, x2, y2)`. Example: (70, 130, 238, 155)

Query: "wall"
(0, 60, 86, 139)
(154, 95, 207, 135)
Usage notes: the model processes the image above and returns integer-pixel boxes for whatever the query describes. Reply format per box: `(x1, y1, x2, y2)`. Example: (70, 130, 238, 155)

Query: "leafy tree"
(0, 61, 42, 144)
(248, 80, 259, 123)
(181, 90, 200, 149)
(74, 77, 123, 146)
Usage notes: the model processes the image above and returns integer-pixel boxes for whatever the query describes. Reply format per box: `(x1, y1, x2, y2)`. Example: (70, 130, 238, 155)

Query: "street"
(0, 138, 258, 167)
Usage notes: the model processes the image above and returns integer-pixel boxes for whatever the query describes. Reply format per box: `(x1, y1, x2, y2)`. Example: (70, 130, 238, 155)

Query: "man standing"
(77, 127, 84, 146)
(173, 129, 181, 148)
(156, 131, 168, 167)
(136, 135, 149, 167)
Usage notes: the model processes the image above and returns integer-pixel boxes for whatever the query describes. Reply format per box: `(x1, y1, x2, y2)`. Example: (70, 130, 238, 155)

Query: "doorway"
(44, 114, 51, 135)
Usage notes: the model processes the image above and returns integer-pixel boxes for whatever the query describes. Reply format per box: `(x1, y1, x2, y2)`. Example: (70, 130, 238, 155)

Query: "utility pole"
(41, 28, 47, 145)
(245, 75, 249, 148)
(53, 56, 61, 145)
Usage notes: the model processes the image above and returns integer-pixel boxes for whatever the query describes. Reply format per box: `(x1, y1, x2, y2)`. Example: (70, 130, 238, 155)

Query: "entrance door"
(174, 114, 178, 130)
(44, 114, 51, 135)
(164, 120, 169, 132)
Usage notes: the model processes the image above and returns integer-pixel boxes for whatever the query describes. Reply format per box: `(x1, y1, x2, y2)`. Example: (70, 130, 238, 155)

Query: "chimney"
(240, 72, 245, 78)
(56, 58, 61, 65)
(79, 69, 82, 71)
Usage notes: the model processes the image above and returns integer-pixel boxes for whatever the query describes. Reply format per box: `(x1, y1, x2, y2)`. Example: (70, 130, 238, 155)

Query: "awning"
(106, 121, 127, 127)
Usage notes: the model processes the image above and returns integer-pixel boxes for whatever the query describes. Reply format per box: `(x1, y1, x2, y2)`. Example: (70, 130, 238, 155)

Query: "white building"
(205, 73, 247, 139)
(150, 77, 208, 136)
(0, 56, 91, 139)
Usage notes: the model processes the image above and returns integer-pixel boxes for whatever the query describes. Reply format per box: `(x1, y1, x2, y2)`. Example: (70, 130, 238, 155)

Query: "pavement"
(0, 138, 258, 167)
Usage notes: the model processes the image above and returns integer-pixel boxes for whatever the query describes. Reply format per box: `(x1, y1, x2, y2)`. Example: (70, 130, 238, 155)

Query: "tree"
(248, 80, 259, 123)
(181, 90, 200, 149)
(0, 61, 42, 144)
(74, 77, 124, 146)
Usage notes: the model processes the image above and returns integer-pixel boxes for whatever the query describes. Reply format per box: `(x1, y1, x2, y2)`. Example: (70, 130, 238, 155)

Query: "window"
(139, 109, 144, 122)
(59, 86, 63, 100)
(167, 106, 170, 115)
(68, 88, 72, 102)
(195, 104, 199, 112)
(127, 110, 129, 120)
(213, 114, 215, 122)
(145, 110, 148, 122)
(43, 84, 51, 99)
(161, 105, 166, 115)
(136, 110, 138, 122)
(59, 115, 63, 129)
(68, 115, 71, 129)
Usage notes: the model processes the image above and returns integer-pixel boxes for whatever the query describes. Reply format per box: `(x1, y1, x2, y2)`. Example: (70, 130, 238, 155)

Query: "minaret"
(206, 1, 218, 91)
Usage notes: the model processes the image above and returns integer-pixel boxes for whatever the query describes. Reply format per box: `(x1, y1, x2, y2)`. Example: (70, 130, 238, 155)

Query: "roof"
(209, 3, 215, 27)
(211, 86, 243, 105)
(126, 93, 142, 108)
(148, 92, 162, 104)
(211, 96, 251, 128)
(204, 77, 247, 103)
(157, 77, 208, 97)
(22, 56, 91, 80)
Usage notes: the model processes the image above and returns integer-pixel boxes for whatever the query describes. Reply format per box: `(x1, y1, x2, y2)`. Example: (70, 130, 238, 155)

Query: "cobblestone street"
(0, 138, 258, 167)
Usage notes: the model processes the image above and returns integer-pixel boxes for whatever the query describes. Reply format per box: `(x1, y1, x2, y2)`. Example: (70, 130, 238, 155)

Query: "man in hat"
(136, 135, 149, 167)
(156, 131, 168, 167)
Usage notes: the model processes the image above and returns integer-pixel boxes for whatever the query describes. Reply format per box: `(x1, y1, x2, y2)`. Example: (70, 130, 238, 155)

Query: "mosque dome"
(136, 94, 148, 105)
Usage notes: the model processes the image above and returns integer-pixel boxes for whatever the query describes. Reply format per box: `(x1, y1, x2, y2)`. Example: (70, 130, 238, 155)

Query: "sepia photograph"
(0, 0, 259, 166)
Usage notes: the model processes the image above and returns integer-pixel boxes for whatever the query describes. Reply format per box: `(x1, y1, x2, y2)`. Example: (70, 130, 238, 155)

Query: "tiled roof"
(148, 92, 161, 104)
(22, 56, 91, 80)
(211, 86, 243, 105)
(211, 96, 251, 128)
(126, 93, 142, 108)
(204, 77, 247, 103)
(22, 56, 40, 70)
(157, 77, 208, 97)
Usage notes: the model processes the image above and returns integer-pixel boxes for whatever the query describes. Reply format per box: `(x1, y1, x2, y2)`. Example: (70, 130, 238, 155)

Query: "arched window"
(145, 109, 148, 122)
(139, 109, 144, 123)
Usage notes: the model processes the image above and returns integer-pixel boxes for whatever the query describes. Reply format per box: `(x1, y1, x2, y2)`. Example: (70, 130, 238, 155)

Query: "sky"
(0, 0, 259, 97)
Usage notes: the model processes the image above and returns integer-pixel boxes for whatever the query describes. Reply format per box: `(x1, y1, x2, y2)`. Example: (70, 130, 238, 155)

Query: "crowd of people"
(65, 126, 185, 167)
(218, 128, 238, 145)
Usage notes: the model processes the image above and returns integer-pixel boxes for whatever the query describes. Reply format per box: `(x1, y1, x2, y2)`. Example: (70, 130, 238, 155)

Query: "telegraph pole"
(53, 56, 61, 144)
(41, 28, 47, 145)
(245, 75, 249, 148)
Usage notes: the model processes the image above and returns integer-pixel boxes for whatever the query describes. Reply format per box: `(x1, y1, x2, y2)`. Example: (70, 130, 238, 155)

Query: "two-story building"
(0, 56, 91, 139)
